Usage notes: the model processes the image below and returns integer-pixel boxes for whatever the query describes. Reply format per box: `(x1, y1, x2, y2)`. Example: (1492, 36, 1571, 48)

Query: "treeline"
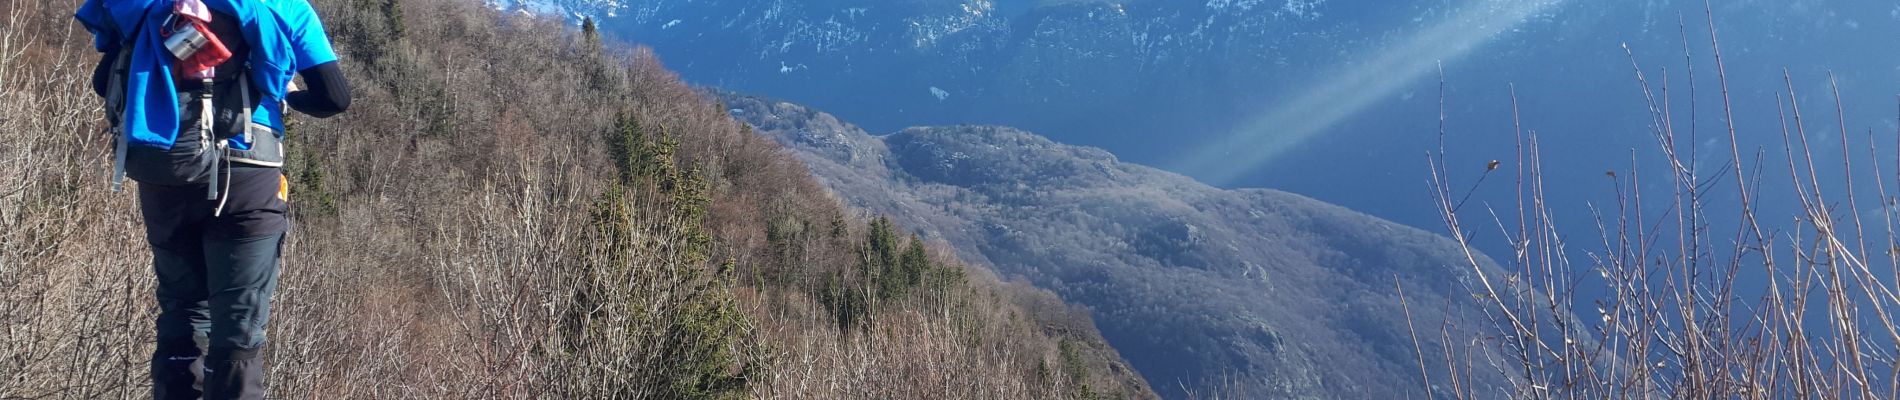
(0, 0, 1151, 398)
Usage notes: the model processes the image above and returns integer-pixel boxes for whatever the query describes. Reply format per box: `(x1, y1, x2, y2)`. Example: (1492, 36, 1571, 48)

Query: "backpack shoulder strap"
(105, 16, 145, 192)
(102, 16, 145, 129)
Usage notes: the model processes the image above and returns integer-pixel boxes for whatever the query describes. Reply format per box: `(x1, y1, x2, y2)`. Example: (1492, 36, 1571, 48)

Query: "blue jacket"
(76, 0, 336, 151)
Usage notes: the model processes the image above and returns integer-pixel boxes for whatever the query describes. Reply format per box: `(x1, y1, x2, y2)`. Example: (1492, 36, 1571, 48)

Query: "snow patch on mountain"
(907, 0, 1001, 49)
(485, 0, 622, 23)
(1277, 0, 1325, 19)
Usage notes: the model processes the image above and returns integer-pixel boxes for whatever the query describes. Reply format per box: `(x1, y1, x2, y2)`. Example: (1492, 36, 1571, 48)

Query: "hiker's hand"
(285, 80, 298, 111)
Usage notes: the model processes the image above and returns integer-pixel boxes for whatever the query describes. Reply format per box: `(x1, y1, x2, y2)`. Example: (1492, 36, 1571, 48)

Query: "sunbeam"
(1175, 0, 1570, 186)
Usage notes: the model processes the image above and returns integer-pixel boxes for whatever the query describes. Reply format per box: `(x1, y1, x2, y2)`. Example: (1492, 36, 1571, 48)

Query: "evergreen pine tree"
(899, 234, 929, 290)
(381, 0, 405, 40)
(581, 17, 599, 47)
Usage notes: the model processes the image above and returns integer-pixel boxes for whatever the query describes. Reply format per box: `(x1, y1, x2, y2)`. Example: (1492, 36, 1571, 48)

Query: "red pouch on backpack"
(171, 21, 230, 80)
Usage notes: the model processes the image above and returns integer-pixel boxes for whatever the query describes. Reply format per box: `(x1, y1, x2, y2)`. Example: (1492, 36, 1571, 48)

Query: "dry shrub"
(0, 3, 154, 397)
(1424, 4, 1900, 398)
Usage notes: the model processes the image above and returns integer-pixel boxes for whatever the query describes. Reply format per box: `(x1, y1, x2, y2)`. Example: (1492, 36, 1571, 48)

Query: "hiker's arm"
(285, 61, 350, 118)
(91, 47, 117, 98)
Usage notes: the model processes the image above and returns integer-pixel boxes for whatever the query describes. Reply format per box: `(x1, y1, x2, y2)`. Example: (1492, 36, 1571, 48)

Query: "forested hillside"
(722, 93, 1518, 398)
(0, 0, 1152, 398)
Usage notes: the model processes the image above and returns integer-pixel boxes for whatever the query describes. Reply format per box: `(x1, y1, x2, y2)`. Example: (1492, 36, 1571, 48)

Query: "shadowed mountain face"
(563, 0, 1422, 184)
(721, 92, 1516, 398)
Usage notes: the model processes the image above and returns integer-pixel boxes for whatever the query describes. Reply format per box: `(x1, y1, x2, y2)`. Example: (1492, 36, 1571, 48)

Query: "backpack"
(102, 1, 260, 210)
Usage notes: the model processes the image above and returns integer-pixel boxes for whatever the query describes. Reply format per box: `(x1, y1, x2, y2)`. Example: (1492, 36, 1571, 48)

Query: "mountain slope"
(0, 0, 1152, 398)
(723, 93, 1516, 398)
(566, 0, 1386, 155)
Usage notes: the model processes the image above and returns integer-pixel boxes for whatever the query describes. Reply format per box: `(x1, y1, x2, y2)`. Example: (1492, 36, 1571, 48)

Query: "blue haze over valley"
(492, 0, 1900, 396)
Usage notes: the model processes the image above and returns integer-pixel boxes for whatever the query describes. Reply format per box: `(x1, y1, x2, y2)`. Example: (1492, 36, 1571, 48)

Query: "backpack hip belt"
(223, 71, 283, 168)
(227, 122, 285, 168)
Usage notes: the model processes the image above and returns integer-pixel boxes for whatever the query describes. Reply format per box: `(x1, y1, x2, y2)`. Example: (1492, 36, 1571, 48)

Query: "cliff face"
(725, 92, 1516, 398)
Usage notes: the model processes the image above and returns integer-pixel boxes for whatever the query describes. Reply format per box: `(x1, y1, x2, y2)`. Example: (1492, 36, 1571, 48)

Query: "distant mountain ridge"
(516, 0, 1450, 171)
(719, 91, 1518, 398)
(484, 0, 1900, 240)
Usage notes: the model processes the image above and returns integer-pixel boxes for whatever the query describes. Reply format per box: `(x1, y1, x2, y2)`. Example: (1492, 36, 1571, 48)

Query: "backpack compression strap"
(203, 77, 220, 201)
(107, 43, 135, 192)
(209, 76, 248, 216)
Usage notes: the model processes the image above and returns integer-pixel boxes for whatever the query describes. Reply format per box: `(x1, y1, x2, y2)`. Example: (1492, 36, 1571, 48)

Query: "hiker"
(75, 0, 350, 398)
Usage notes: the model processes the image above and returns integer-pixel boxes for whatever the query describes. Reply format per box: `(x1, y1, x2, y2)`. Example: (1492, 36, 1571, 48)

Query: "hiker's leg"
(142, 185, 212, 400)
(151, 240, 211, 400)
(201, 166, 290, 400)
(201, 231, 282, 400)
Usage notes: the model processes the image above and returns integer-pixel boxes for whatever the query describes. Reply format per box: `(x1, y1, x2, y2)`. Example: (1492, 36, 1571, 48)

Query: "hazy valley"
(722, 92, 1516, 398)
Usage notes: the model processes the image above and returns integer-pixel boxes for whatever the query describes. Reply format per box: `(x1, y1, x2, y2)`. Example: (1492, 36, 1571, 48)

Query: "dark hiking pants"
(140, 165, 289, 400)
